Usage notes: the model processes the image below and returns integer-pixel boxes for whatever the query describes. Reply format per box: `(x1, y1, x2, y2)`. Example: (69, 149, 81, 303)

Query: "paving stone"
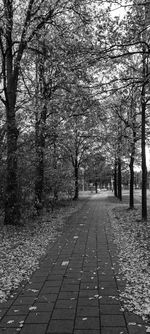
(20, 289, 40, 297)
(0, 300, 14, 309)
(30, 276, 48, 282)
(58, 291, 78, 299)
(63, 278, 80, 285)
(20, 324, 47, 334)
(40, 286, 60, 294)
(79, 289, 98, 298)
(100, 304, 122, 314)
(65, 273, 82, 280)
(127, 324, 147, 334)
(52, 309, 75, 320)
(6, 305, 30, 316)
(51, 270, 67, 276)
(125, 311, 145, 324)
(46, 275, 64, 281)
(81, 273, 97, 280)
(0, 329, 21, 334)
(44, 280, 62, 287)
(55, 299, 77, 309)
(99, 288, 119, 296)
(81, 277, 98, 283)
(0, 314, 26, 327)
(78, 297, 99, 307)
(25, 311, 51, 323)
(25, 282, 44, 290)
(101, 327, 128, 334)
(80, 283, 98, 290)
(33, 270, 48, 276)
(98, 281, 116, 288)
(0, 309, 7, 318)
(13, 296, 36, 305)
(75, 317, 100, 330)
(69, 262, 83, 268)
(101, 314, 126, 327)
(74, 331, 100, 334)
(77, 306, 99, 317)
(37, 293, 57, 303)
(60, 284, 79, 292)
(32, 302, 54, 312)
(98, 274, 115, 281)
(99, 296, 120, 304)
(47, 319, 74, 333)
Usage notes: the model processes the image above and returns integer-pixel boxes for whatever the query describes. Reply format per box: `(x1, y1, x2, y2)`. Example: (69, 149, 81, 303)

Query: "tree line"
(0, 0, 150, 225)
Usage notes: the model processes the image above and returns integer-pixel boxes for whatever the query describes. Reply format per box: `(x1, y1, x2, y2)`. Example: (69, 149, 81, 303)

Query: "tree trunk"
(141, 44, 147, 221)
(34, 42, 47, 212)
(117, 157, 122, 201)
(141, 98, 147, 220)
(114, 159, 118, 197)
(74, 159, 79, 200)
(4, 2, 21, 225)
(129, 125, 136, 210)
(35, 106, 46, 211)
(53, 138, 58, 202)
(35, 141, 44, 210)
(95, 181, 98, 193)
(4, 105, 20, 225)
(129, 155, 134, 209)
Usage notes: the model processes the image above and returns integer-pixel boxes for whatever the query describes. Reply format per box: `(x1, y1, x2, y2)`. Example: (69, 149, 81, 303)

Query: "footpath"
(0, 192, 147, 334)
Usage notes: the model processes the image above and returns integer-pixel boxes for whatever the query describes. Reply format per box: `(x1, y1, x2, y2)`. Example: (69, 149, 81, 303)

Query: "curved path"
(0, 192, 146, 333)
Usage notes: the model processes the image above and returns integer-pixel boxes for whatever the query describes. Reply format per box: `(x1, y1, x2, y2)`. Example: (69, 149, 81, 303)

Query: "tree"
(91, 0, 150, 218)
(60, 87, 101, 200)
(0, 0, 92, 224)
(0, 0, 61, 224)
(85, 151, 111, 192)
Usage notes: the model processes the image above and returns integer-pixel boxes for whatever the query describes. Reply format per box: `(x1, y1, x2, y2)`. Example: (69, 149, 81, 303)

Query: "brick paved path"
(0, 193, 147, 333)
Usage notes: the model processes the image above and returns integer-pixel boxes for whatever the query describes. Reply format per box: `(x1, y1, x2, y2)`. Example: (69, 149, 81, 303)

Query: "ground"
(0, 190, 150, 333)
(0, 199, 83, 303)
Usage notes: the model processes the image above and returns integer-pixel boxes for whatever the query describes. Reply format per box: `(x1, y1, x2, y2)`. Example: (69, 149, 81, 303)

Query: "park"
(0, 0, 150, 333)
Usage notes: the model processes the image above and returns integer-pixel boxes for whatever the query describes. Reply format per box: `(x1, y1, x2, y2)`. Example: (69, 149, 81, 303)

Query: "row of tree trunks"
(3, 1, 54, 224)
(114, 154, 135, 209)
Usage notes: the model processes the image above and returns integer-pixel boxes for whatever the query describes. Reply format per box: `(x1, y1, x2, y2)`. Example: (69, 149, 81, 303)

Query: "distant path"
(0, 192, 147, 333)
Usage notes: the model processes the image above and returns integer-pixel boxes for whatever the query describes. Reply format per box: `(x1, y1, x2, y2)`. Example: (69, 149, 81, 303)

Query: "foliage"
(109, 205, 150, 330)
(0, 200, 81, 303)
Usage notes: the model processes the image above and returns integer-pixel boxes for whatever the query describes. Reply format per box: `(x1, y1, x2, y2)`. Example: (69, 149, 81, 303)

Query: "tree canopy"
(0, 0, 150, 224)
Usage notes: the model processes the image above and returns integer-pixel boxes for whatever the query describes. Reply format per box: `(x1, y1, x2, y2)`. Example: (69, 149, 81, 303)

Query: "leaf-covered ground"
(0, 201, 82, 303)
(109, 205, 150, 329)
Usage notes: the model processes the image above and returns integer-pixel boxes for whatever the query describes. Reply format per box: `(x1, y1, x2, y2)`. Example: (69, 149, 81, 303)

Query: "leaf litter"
(0, 202, 82, 303)
(109, 205, 150, 328)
